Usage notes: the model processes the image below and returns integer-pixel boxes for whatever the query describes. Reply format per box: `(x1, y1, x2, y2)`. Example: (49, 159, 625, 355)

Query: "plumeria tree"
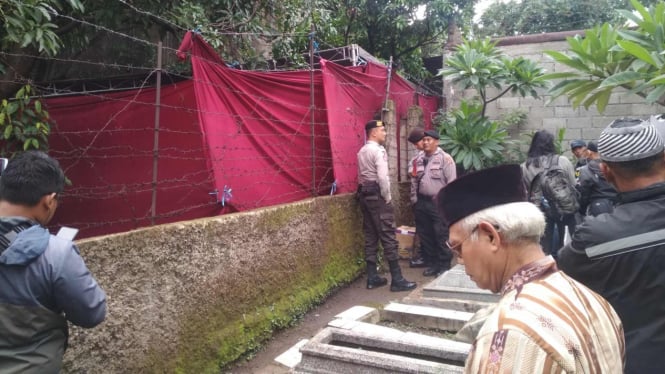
(435, 38, 547, 171)
(542, 0, 665, 112)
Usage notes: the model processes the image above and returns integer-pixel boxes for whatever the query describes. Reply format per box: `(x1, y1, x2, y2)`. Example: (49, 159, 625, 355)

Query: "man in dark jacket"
(558, 118, 665, 374)
(0, 151, 107, 373)
(570, 139, 588, 180)
(576, 141, 617, 216)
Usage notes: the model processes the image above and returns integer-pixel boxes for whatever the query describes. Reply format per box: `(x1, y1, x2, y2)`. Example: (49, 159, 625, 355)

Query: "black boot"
(389, 260, 416, 292)
(366, 262, 387, 289)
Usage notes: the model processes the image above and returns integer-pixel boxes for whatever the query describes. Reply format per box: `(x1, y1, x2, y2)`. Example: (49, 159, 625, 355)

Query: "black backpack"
(528, 155, 580, 219)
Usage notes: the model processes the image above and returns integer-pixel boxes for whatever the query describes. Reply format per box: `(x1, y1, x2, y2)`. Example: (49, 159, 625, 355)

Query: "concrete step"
(422, 265, 499, 303)
(381, 302, 473, 332)
(295, 327, 468, 374)
(273, 338, 309, 370)
(402, 295, 493, 313)
(333, 305, 380, 323)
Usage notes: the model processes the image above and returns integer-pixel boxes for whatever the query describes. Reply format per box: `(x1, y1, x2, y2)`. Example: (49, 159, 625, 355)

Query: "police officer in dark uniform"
(357, 120, 417, 292)
(570, 139, 588, 180)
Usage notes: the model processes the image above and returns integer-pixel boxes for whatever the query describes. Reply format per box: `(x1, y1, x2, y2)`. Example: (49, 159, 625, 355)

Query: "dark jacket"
(0, 218, 106, 373)
(558, 182, 665, 374)
(576, 158, 617, 215)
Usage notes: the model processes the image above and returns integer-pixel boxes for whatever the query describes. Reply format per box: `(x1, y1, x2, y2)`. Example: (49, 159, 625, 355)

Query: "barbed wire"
(115, 0, 187, 32)
(2, 9, 443, 239)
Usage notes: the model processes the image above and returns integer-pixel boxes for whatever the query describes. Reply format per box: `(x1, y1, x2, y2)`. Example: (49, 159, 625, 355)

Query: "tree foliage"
(475, 0, 661, 38)
(0, 85, 50, 155)
(435, 38, 547, 171)
(315, 0, 478, 79)
(438, 38, 548, 116)
(2, 0, 481, 87)
(1, 0, 84, 56)
(437, 101, 508, 171)
(542, 0, 665, 112)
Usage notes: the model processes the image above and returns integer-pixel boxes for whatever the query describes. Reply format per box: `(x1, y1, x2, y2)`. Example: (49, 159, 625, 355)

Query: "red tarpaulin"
(177, 31, 333, 211)
(44, 32, 438, 238)
(47, 81, 218, 238)
(319, 60, 438, 192)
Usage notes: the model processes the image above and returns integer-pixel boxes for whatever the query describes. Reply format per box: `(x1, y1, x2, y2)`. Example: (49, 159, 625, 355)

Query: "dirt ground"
(226, 260, 432, 373)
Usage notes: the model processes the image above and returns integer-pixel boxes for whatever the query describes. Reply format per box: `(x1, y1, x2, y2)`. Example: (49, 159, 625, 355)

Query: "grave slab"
(294, 327, 468, 374)
(422, 264, 500, 303)
(382, 302, 473, 332)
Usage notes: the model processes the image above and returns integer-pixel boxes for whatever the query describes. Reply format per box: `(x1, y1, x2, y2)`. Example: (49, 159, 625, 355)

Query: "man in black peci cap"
(411, 129, 456, 276)
(437, 164, 624, 372)
(559, 117, 665, 374)
(357, 120, 416, 292)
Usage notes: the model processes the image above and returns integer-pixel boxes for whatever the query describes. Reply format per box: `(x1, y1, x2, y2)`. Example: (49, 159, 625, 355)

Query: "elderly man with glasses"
(437, 164, 624, 373)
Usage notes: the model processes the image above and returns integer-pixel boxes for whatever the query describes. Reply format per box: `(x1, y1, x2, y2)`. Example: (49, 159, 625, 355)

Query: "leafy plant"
(438, 38, 548, 116)
(495, 108, 528, 129)
(542, 0, 665, 112)
(436, 101, 508, 171)
(0, 85, 51, 156)
(1, 0, 84, 56)
(553, 127, 567, 155)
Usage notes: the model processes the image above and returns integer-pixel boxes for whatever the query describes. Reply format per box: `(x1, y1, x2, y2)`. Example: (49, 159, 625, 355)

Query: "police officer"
(570, 139, 588, 180)
(357, 120, 417, 292)
(407, 128, 427, 268)
(576, 141, 617, 216)
(413, 130, 456, 276)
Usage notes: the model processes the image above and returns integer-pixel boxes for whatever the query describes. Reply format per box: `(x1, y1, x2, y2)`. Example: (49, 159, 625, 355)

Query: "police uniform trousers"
(414, 194, 452, 268)
(359, 192, 399, 263)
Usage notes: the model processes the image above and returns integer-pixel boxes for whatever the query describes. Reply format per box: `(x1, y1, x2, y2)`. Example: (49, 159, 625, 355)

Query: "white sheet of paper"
(57, 226, 79, 241)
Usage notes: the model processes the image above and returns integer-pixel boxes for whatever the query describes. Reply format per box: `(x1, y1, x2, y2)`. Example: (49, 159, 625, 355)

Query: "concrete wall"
(446, 39, 665, 152)
(62, 195, 364, 373)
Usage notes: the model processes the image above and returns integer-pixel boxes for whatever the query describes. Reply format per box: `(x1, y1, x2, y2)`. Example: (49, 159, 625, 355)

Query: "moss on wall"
(135, 196, 364, 373)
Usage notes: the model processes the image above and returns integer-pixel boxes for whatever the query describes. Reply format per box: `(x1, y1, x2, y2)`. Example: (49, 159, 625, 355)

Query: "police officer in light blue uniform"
(357, 120, 416, 292)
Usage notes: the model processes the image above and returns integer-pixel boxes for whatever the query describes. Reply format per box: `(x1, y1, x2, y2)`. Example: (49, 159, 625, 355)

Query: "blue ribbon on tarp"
(308, 32, 319, 52)
(330, 180, 337, 195)
(221, 185, 233, 206)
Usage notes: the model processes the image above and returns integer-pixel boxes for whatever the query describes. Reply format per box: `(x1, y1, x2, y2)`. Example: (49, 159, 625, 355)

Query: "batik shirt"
(465, 256, 624, 373)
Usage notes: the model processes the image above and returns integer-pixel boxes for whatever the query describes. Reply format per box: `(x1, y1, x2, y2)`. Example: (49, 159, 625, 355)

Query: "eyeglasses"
(446, 226, 478, 256)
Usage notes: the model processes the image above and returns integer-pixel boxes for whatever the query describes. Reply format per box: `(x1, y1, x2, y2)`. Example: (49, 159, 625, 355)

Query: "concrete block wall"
(447, 39, 665, 152)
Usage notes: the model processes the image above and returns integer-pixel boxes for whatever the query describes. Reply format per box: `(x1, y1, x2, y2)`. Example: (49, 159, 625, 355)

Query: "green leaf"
(617, 40, 659, 68)
(540, 72, 580, 80)
(646, 74, 665, 85)
(646, 84, 665, 104)
(4, 125, 13, 139)
(21, 33, 33, 48)
(599, 71, 643, 88)
(6, 103, 18, 115)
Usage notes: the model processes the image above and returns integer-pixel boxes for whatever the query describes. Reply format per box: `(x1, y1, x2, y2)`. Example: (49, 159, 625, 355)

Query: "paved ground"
(227, 260, 432, 373)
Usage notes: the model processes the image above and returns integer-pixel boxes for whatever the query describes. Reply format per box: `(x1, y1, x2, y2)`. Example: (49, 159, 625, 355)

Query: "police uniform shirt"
(414, 147, 456, 198)
(357, 140, 391, 203)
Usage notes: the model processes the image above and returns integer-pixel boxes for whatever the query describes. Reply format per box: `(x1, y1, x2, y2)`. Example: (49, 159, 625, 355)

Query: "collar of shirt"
(501, 256, 558, 296)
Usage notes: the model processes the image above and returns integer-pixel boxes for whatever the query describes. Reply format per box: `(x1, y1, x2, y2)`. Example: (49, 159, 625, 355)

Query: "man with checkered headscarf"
(559, 117, 665, 374)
